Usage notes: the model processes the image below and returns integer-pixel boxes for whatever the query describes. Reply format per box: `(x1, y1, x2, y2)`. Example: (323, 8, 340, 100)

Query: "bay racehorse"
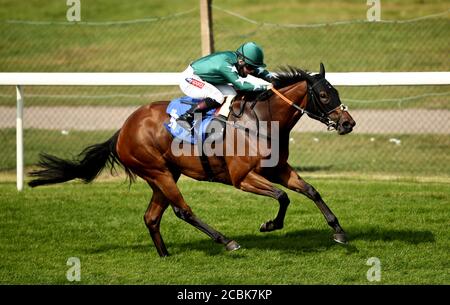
(29, 64, 355, 257)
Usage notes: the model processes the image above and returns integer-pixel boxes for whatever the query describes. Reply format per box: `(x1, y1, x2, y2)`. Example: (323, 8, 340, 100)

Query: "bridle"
(270, 78, 349, 131)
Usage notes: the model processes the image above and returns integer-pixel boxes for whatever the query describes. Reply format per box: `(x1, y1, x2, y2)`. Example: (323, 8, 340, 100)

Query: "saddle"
(164, 96, 226, 144)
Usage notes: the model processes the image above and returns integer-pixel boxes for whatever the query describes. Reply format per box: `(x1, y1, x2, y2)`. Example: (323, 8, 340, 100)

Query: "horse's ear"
(320, 62, 325, 77)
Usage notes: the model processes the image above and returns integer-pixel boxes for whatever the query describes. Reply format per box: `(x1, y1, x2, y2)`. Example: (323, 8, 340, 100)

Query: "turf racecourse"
(0, 176, 448, 284)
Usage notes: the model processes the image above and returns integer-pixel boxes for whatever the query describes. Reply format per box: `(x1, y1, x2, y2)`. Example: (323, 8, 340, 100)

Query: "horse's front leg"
(239, 171, 290, 232)
(275, 164, 347, 244)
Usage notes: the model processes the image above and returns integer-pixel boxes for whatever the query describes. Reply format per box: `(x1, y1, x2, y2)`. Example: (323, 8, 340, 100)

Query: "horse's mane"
(244, 66, 311, 102)
(272, 66, 311, 89)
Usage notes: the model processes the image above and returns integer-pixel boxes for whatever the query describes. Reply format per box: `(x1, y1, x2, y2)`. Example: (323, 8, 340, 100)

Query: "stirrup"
(176, 119, 193, 131)
(176, 114, 194, 131)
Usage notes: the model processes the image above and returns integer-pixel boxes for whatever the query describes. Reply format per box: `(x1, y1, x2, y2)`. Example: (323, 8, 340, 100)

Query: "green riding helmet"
(236, 42, 266, 68)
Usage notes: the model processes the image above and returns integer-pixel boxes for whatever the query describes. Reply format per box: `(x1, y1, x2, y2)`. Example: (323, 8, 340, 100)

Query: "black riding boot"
(177, 98, 221, 130)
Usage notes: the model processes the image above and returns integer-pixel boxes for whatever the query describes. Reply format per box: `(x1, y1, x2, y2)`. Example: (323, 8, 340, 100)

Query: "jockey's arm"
(253, 68, 275, 83)
(221, 63, 271, 92)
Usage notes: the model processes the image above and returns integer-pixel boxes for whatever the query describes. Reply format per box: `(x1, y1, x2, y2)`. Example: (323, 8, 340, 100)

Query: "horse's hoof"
(260, 221, 273, 232)
(333, 233, 348, 244)
(259, 220, 282, 232)
(225, 240, 241, 252)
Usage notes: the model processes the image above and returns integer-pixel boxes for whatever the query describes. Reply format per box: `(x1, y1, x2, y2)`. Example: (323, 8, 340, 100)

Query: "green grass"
(1, 0, 448, 23)
(0, 177, 449, 284)
(0, 0, 448, 72)
(0, 129, 114, 170)
(288, 132, 450, 177)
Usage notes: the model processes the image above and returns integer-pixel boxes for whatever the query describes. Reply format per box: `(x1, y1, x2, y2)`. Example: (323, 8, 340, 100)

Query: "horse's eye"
(320, 93, 327, 99)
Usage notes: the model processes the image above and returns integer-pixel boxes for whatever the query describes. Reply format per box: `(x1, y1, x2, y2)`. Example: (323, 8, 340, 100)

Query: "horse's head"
(304, 63, 356, 135)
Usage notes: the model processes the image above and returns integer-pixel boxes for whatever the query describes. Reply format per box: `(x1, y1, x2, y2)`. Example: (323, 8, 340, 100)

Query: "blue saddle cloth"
(164, 96, 216, 144)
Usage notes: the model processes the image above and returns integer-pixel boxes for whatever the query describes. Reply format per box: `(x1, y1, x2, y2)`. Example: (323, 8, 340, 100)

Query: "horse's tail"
(28, 130, 135, 188)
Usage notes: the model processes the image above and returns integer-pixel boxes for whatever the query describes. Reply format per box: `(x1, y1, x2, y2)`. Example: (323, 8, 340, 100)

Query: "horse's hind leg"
(239, 171, 291, 232)
(144, 185, 171, 257)
(276, 164, 347, 244)
(147, 171, 240, 253)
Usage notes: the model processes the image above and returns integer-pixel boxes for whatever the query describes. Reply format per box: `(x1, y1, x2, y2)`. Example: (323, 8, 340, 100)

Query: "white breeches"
(179, 65, 236, 105)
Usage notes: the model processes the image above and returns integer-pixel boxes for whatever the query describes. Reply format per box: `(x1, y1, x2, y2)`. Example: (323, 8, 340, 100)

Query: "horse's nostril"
(342, 121, 352, 129)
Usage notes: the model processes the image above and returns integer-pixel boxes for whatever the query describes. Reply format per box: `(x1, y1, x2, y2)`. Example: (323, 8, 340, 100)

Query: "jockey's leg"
(178, 70, 224, 129)
(177, 97, 221, 128)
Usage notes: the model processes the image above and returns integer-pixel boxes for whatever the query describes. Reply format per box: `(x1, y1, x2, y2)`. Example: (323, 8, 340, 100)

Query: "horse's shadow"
(291, 165, 333, 172)
(171, 227, 435, 256)
(83, 226, 435, 257)
(172, 229, 341, 256)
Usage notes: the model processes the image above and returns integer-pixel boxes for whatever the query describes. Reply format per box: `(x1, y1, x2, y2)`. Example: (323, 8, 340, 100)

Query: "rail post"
(16, 85, 24, 191)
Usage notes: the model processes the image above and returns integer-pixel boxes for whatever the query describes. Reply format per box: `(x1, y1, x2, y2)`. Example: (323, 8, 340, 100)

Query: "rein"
(230, 99, 248, 118)
(270, 86, 347, 130)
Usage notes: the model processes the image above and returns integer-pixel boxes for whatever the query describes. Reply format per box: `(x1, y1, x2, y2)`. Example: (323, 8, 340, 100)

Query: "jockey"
(177, 41, 274, 129)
